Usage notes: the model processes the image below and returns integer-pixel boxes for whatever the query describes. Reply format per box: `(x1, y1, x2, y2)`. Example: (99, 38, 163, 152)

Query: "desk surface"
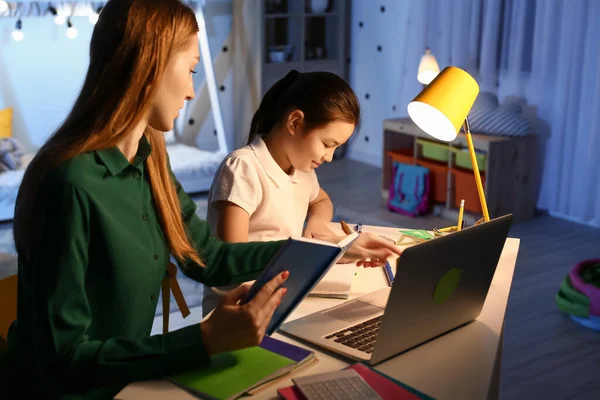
(117, 223, 520, 400)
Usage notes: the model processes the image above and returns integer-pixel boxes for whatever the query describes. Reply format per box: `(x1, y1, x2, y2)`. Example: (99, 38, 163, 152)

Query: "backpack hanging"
(387, 161, 431, 217)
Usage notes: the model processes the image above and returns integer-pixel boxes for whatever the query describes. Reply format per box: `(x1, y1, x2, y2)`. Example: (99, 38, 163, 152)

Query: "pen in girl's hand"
(384, 260, 395, 286)
(340, 220, 353, 235)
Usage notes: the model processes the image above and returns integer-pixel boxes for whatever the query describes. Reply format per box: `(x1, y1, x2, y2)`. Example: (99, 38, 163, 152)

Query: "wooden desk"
(117, 223, 520, 400)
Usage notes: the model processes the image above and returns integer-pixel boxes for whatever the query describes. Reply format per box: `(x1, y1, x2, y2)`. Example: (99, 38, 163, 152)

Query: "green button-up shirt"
(6, 138, 283, 398)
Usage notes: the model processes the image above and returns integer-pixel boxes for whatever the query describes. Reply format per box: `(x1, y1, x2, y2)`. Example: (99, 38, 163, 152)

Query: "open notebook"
(241, 233, 359, 335)
(308, 263, 358, 299)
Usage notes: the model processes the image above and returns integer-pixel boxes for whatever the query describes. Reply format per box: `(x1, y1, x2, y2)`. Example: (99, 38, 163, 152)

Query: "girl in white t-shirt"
(203, 70, 400, 314)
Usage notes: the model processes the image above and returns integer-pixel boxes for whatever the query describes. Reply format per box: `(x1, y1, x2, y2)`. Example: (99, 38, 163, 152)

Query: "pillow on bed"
(164, 129, 176, 144)
(0, 108, 12, 139)
(468, 92, 531, 137)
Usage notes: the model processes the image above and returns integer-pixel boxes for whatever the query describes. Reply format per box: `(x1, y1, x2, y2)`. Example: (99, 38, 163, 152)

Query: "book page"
(309, 263, 358, 299)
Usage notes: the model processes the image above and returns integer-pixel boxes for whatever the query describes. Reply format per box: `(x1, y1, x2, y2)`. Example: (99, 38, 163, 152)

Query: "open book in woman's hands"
(240, 233, 360, 335)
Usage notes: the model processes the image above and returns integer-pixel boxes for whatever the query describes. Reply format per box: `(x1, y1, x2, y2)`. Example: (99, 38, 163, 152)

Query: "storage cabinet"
(261, 0, 349, 94)
(383, 118, 538, 224)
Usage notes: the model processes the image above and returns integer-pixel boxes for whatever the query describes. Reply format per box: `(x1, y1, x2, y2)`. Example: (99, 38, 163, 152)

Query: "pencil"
(457, 199, 465, 231)
(438, 226, 457, 233)
(340, 220, 353, 235)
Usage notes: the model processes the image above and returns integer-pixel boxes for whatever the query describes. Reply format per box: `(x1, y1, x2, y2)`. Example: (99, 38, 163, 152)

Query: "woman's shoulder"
(45, 152, 102, 191)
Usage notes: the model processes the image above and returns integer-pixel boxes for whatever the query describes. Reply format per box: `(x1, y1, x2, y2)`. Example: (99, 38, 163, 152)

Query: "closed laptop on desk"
(280, 215, 512, 365)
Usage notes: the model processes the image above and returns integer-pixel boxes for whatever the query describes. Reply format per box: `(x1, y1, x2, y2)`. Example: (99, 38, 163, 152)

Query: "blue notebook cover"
(260, 336, 313, 363)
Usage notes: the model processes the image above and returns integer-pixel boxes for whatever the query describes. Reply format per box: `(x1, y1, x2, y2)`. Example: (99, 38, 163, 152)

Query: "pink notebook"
(277, 363, 431, 400)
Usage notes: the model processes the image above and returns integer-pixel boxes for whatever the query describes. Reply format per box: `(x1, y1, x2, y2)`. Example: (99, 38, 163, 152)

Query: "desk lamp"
(407, 66, 490, 222)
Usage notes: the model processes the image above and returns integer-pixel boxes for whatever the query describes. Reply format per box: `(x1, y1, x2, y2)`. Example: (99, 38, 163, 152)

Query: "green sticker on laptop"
(433, 268, 463, 304)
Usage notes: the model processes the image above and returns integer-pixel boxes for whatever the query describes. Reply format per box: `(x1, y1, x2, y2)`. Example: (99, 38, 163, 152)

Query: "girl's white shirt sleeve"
(210, 155, 261, 216)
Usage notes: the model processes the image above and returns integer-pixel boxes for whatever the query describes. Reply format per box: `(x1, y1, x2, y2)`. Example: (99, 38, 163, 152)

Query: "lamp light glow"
(417, 48, 440, 85)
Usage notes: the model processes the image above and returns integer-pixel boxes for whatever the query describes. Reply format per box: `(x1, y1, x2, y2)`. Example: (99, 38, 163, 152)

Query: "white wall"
(0, 1, 235, 153)
(183, 0, 235, 152)
(346, 0, 430, 167)
(0, 17, 94, 151)
(231, 0, 263, 150)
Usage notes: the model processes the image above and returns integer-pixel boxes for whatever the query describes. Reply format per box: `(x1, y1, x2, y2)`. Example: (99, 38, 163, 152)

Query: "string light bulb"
(48, 5, 65, 25)
(66, 18, 77, 39)
(89, 12, 99, 24)
(0, 1, 9, 13)
(89, 6, 102, 25)
(12, 19, 24, 42)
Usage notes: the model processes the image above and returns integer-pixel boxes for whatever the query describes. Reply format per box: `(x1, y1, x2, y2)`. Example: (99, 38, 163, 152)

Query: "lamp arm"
(463, 118, 491, 222)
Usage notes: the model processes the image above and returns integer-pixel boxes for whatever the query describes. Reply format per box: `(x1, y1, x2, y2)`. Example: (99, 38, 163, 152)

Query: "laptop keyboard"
(324, 316, 382, 354)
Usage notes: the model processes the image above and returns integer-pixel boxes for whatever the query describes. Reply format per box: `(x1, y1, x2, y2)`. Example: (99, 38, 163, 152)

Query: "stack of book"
(168, 336, 317, 400)
(277, 363, 434, 400)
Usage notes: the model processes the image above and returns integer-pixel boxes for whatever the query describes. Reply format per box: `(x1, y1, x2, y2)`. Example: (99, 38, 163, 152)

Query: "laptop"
(280, 214, 513, 365)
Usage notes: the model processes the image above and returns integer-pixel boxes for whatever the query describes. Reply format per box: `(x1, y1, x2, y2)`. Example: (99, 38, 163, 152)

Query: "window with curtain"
(414, 0, 600, 227)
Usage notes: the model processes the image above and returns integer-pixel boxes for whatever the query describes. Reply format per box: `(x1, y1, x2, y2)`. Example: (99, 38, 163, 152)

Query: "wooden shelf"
(382, 117, 539, 223)
(305, 12, 340, 17)
(264, 61, 303, 71)
(265, 13, 303, 18)
(261, 0, 349, 92)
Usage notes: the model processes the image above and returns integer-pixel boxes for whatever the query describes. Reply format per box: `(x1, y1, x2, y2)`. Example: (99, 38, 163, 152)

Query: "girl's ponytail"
(247, 69, 360, 145)
(247, 70, 300, 144)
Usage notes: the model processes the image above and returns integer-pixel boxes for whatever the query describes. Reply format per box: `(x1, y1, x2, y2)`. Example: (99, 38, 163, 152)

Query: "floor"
(317, 158, 600, 400)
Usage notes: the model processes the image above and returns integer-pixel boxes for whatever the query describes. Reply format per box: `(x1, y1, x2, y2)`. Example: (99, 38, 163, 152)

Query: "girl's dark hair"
(247, 70, 361, 144)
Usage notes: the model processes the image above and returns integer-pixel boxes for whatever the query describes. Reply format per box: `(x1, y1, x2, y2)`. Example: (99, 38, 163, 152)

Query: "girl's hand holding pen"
(341, 232, 402, 267)
(337, 220, 402, 267)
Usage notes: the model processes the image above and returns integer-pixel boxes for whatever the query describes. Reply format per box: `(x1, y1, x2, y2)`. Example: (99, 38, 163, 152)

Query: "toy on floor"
(556, 259, 600, 332)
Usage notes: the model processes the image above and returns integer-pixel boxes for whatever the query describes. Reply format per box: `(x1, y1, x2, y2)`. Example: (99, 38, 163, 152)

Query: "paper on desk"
(308, 263, 357, 299)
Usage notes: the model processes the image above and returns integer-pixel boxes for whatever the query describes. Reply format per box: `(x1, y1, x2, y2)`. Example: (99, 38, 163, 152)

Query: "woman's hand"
(200, 271, 289, 355)
(302, 218, 335, 239)
(341, 232, 402, 267)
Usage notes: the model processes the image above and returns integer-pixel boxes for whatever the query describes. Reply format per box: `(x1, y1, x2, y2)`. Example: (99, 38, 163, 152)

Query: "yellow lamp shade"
(407, 66, 479, 142)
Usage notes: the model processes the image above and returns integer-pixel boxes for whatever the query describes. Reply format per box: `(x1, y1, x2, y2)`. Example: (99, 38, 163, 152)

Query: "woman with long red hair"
(2, 0, 398, 397)
(4, 1, 288, 398)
